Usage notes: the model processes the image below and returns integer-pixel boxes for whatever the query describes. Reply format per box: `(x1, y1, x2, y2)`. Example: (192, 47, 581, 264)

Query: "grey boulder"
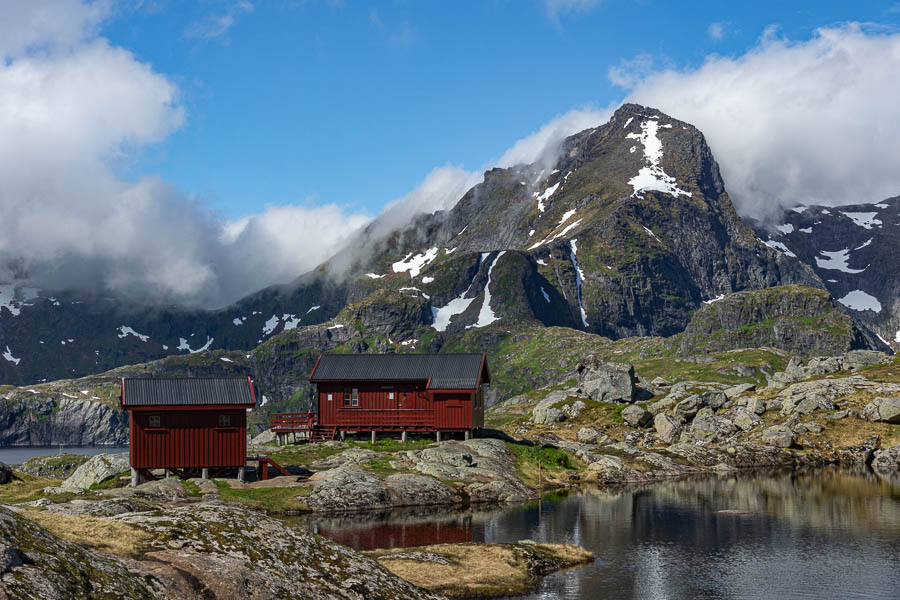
(654, 413, 682, 445)
(621, 405, 652, 428)
(761, 425, 794, 448)
(576, 359, 636, 403)
(862, 397, 900, 424)
(60, 452, 129, 490)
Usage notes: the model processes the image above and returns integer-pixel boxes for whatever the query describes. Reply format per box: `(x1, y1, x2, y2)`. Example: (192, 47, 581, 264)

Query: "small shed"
(121, 377, 257, 485)
(308, 353, 489, 439)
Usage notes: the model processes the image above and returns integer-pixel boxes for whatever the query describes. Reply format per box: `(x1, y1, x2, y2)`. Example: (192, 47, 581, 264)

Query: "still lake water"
(0, 446, 128, 465)
(309, 469, 900, 600)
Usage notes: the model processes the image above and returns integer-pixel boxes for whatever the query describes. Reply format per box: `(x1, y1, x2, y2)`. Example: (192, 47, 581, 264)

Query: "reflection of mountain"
(309, 471, 900, 599)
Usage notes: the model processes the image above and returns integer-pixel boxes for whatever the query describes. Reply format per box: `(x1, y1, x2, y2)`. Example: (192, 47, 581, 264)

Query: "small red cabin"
(121, 377, 257, 485)
(308, 353, 489, 437)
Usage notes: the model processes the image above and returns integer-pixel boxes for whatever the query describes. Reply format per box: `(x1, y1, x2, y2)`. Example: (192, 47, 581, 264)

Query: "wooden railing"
(336, 408, 434, 429)
(270, 412, 317, 433)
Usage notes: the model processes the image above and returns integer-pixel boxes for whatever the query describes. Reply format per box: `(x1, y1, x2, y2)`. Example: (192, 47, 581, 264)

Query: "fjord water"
(310, 469, 900, 600)
(0, 446, 128, 465)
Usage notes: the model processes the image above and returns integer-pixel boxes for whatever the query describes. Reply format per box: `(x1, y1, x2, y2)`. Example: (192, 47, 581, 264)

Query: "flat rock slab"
(367, 541, 594, 599)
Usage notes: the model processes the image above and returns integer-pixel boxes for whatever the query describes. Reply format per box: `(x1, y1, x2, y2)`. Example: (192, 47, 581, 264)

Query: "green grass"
(213, 480, 311, 513)
(505, 442, 585, 489)
(182, 480, 202, 497)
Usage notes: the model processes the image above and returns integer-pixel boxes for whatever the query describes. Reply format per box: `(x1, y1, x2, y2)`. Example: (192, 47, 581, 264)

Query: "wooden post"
(202, 468, 209, 480)
(371, 430, 376, 444)
(436, 431, 442, 443)
(401, 431, 407, 443)
(464, 429, 470, 441)
(340, 430, 346, 442)
(237, 467, 245, 483)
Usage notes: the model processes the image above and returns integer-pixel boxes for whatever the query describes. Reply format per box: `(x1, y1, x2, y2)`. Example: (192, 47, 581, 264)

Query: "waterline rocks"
(654, 413, 682, 445)
(761, 425, 794, 448)
(871, 445, 900, 472)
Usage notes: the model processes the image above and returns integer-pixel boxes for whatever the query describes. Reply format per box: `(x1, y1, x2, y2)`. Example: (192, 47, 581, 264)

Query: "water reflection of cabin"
(284, 353, 489, 442)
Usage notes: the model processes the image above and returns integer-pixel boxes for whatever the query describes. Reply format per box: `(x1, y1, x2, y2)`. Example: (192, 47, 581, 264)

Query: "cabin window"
(388, 392, 395, 400)
(327, 393, 333, 401)
(218, 414, 232, 427)
(148, 415, 161, 428)
(344, 388, 359, 407)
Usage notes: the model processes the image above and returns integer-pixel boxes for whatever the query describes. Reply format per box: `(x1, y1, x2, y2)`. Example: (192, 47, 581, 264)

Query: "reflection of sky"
(316, 470, 900, 599)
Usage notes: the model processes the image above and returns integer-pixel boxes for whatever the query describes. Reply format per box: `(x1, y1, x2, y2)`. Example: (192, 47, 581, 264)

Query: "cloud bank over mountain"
(617, 24, 900, 218)
(2, 4, 898, 308)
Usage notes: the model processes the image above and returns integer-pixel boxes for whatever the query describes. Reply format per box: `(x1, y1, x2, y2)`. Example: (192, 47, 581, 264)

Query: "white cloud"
(614, 23, 900, 218)
(0, 0, 372, 308)
(0, 0, 111, 58)
(184, 1, 254, 41)
(544, 0, 602, 19)
(707, 22, 727, 41)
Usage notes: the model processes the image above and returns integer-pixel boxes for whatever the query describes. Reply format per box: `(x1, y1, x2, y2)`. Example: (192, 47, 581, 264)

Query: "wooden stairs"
(310, 426, 336, 443)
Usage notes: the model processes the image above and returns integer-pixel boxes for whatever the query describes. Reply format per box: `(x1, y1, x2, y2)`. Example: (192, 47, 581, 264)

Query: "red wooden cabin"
(121, 377, 257, 485)
(304, 353, 489, 440)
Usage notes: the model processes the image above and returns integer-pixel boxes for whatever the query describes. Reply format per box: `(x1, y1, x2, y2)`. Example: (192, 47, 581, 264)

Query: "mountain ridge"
(0, 103, 892, 390)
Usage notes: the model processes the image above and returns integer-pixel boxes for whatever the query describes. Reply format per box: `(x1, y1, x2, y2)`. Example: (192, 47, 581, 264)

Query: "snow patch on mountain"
(177, 336, 214, 354)
(0, 285, 21, 317)
(837, 290, 882, 313)
(541, 287, 551, 303)
(815, 249, 866, 273)
(534, 182, 560, 213)
(307, 305, 320, 314)
(854, 239, 873, 250)
(841, 212, 882, 229)
(117, 326, 149, 342)
(469, 251, 506, 329)
(262, 315, 279, 336)
(703, 294, 726, 305)
(558, 209, 577, 225)
(283, 314, 301, 330)
(570, 239, 589, 327)
(762, 240, 797, 258)
(232, 318, 243, 326)
(528, 219, 583, 250)
(625, 120, 692, 199)
(799, 227, 813, 233)
(393, 247, 439, 278)
(775, 223, 794, 234)
(366, 273, 385, 279)
(2, 346, 20, 365)
(422, 276, 434, 284)
(643, 226, 661, 243)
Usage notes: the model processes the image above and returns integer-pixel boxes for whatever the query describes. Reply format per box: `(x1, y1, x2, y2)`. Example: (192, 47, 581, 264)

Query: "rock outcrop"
(0, 393, 128, 446)
(862, 397, 900, 423)
(59, 453, 130, 490)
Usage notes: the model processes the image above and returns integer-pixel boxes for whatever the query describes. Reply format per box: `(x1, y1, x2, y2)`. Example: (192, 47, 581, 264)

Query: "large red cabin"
(307, 353, 489, 439)
(121, 377, 257, 485)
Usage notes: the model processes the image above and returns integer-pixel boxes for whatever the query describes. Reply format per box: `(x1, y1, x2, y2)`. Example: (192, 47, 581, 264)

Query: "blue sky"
(104, 1, 900, 219)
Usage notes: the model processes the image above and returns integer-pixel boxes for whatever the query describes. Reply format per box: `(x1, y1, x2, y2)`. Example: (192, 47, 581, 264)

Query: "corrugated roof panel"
(310, 354, 486, 389)
(123, 377, 255, 407)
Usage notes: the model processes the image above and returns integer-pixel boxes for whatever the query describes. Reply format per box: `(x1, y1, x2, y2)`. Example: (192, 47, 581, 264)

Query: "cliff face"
(0, 394, 127, 446)
(676, 285, 874, 356)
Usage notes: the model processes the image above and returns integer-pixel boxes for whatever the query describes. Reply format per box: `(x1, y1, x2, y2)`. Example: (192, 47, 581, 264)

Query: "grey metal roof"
(122, 377, 256, 407)
(310, 353, 488, 389)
